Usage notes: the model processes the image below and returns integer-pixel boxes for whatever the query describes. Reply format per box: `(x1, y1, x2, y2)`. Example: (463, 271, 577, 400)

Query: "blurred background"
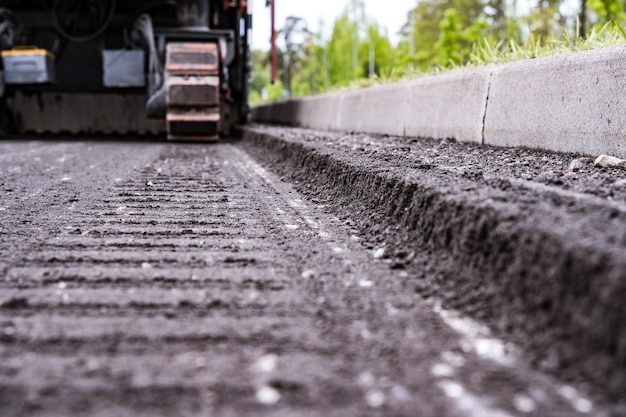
(249, 0, 626, 102)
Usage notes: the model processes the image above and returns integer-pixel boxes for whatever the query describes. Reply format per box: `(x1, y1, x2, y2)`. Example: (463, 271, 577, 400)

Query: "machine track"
(0, 137, 617, 416)
(165, 42, 221, 141)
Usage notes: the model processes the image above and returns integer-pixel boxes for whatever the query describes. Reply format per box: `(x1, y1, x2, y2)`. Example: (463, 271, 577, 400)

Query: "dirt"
(0, 135, 623, 416)
(241, 124, 626, 413)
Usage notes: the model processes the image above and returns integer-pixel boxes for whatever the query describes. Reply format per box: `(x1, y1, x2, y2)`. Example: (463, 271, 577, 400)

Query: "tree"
(527, 0, 565, 41)
(355, 22, 395, 78)
(249, 49, 270, 104)
(291, 30, 326, 96)
(327, 12, 360, 85)
(435, 8, 463, 66)
(278, 16, 312, 96)
(579, 0, 588, 37)
(400, 0, 489, 70)
(589, 0, 625, 23)
(250, 0, 603, 103)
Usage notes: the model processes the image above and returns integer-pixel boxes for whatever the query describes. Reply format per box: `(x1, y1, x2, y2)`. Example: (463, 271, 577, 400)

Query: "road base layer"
(241, 124, 626, 408)
(251, 46, 626, 159)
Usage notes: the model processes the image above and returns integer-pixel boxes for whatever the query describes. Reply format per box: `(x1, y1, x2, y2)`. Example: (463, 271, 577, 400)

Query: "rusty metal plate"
(166, 111, 220, 141)
(166, 42, 219, 74)
(167, 77, 219, 107)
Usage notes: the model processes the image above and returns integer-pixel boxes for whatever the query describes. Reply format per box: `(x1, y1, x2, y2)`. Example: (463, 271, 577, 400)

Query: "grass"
(468, 21, 626, 66)
(259, 21, 626, 102)
(324, 22, 625, 94)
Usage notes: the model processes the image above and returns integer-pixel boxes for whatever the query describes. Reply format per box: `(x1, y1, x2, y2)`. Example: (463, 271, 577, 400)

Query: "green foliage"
(526, 0, 563, 40)
(589, 0, 625, 23)
(435, 9, 463, 66)
(469, 21, 626, 66)
(249, 0, 626, 103)
(357, 23, 395, 79)
(248, 89, 263, 105)
(327, 13, 360, 86)
(249, 50, 271, 102)
(265, 80, 287, 101)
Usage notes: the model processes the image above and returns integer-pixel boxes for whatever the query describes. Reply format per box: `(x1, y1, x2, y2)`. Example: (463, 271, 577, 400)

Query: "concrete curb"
(251, 46, 626, 158)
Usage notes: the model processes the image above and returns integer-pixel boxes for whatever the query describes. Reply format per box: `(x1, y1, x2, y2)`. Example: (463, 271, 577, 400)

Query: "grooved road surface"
(0, 140, 606, 416)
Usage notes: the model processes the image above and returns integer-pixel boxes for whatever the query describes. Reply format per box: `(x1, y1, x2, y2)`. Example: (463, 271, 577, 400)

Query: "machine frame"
(0, 0, 252, 140)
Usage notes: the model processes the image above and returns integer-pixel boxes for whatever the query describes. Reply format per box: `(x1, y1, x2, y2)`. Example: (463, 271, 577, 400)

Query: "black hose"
(52, 0, 116, 42)
(132, 14, 163, 94)
(37, 0, 52, 10)
(0, 7, 18, 49)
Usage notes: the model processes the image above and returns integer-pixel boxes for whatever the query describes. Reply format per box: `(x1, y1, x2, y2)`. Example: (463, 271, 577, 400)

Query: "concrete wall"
(251, 45, 626, 158)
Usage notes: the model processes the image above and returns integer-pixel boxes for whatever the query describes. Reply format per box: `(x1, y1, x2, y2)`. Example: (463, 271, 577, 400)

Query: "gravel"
(241, 124, 626, 409)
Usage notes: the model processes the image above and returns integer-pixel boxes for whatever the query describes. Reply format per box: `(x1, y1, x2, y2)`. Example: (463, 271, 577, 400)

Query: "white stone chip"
(438, 380, 464, 398)
(252, 354, 278, 373)
(594, 154, 626, 170)
(365, 389, 386, 408)
(256, 385, 281, 405)
(430, 363, 455, 378)
(513, 393, 537, 413)
(573, 398, 593, 413)
(558, 385, 593, 413)
(301, 269, 316, 279)
(358, 279, 373, 288)
(357, 371, 375, 387)
(568, 158, 590, 172)
(373, 248, 386, 259)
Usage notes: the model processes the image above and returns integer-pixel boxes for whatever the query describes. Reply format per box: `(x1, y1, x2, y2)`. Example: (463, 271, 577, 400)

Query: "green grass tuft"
(468, 21, 626, 66)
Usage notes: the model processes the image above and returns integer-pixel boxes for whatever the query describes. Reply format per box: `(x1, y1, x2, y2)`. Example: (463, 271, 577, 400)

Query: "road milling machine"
(0, 0, 251, 140)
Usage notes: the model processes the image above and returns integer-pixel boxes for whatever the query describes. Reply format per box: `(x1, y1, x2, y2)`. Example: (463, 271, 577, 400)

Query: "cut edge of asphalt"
(250, 45, 626, 159)
(239, 126, 626, 412)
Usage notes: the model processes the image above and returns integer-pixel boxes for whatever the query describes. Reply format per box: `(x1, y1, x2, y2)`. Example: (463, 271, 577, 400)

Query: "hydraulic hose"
(52, 0, 116, 42)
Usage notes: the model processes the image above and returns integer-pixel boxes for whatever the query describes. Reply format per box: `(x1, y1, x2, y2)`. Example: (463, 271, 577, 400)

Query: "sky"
(249, 0, 416, 50)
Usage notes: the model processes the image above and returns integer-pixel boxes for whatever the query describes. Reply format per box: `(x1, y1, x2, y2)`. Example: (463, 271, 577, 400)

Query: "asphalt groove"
(15, 252, 275, 267)
(2, 143, 355, 416)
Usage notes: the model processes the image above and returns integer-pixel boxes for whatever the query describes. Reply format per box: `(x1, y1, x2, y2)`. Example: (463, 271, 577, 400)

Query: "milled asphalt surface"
(241, 125, 626, 415)
(0, 136, 622, 416)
